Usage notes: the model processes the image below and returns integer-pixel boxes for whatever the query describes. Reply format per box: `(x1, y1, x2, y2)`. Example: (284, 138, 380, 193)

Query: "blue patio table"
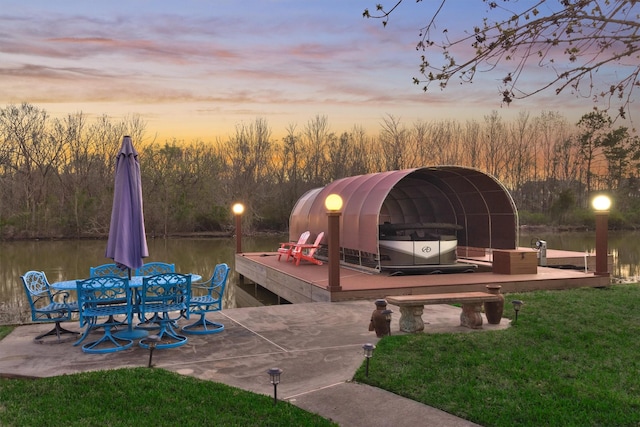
(51, 274, 202, 340)
(51, 274, 202, 291)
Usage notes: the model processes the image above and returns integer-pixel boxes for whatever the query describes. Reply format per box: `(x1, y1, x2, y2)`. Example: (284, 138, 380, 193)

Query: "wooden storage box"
(492, 249, 538, 275)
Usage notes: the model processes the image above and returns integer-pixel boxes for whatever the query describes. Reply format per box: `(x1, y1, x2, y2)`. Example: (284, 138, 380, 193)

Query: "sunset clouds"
(0, 1, 634, 142)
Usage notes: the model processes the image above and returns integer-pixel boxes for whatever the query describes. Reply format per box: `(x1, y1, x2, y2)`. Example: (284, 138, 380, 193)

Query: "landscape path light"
(511, 300, 523, 323)
(147, 334, 161, 368)
(267, 367, 283, 405)
(362, 343, 376, 377)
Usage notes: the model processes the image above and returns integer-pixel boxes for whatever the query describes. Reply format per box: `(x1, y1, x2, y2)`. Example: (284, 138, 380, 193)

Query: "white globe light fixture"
(325, 194, 343, 212)
(592, 195, 611, 211)
(232, 203, 245, 215)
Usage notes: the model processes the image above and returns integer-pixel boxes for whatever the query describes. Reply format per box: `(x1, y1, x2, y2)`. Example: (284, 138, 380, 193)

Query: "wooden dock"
(235, 249, 612, 303)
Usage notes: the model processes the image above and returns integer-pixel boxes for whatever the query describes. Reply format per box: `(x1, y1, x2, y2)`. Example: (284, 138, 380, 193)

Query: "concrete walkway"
(0, 301, 508, 426)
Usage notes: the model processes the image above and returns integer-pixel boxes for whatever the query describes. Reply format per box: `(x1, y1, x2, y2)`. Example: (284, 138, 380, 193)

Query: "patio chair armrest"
(52, 290, 72, 303)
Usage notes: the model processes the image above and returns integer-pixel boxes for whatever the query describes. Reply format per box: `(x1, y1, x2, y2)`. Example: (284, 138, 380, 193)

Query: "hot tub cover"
(289, 166, 518, 261)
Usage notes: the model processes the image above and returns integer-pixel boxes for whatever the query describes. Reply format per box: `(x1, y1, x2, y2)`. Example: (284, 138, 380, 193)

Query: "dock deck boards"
(235, 249, 611, 303)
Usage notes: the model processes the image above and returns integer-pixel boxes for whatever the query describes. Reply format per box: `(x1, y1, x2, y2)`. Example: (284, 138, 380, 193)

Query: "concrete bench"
(386, 292, 502, 332)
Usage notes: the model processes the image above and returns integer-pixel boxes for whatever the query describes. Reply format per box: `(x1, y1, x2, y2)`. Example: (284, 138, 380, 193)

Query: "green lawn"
(0, 368, 336, 426)
(354, 284, 640, 427)
(3, 285, 640, 426)
(0, 326, 11, 341)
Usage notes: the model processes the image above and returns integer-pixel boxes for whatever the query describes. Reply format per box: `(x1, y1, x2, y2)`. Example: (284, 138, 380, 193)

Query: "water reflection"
(519, 230, 640, 279)
(2, 231, 638, 325)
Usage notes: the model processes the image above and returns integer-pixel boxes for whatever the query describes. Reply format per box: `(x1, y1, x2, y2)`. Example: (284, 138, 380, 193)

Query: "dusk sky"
(1, 1, 635, 142)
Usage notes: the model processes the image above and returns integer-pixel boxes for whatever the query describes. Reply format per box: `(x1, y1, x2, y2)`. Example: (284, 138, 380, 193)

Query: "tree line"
(0, 103, 638, 239)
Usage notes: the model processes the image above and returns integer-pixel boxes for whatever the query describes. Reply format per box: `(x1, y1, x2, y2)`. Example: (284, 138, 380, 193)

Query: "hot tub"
(378, 223, 473, 273)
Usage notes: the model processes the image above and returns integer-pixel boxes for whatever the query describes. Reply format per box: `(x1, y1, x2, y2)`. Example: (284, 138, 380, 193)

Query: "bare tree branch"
(364, 0, 640, 119)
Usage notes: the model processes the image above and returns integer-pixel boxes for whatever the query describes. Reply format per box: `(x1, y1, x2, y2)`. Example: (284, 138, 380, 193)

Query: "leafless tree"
(429, 119, 463, 165)
(348, 125, 375, 175)
(506, 112, 537, 192)
(0, 103, 67, 234)
(300, 115, 332, 186)
(480, 111, 508, 178)
(219, 118, 274, 230)
(460, 119, 482, 168)
(378, 114, 410, 171)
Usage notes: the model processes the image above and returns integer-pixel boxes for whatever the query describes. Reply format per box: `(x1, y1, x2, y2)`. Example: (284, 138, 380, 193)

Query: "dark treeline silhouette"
(1, 103, 639, 239)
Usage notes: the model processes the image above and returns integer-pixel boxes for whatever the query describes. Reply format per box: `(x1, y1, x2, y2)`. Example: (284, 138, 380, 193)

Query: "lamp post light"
(592, 195, 611, 277)
(267, 367, 283, 405)
(362, 343, 376, 377)
(325, 194, 343, 292)
(232, 203, 245, 254)
(511, 300, 523, 323)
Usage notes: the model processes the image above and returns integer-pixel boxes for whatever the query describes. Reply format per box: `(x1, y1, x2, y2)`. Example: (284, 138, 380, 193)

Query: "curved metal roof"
(289, 166, 518, 263)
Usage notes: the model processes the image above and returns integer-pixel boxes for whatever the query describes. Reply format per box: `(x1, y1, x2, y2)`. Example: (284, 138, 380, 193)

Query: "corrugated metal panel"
(289, 187, 322, 241)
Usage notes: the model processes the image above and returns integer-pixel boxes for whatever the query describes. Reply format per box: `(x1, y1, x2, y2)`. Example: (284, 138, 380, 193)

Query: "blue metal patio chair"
(138, 273, 191, 350)
(21, 271, 79, 344)
(75, 276, 134, 354)
(135, 262, 175, 276)
(182, 263, 230, 335)
(134, 262, 175, 329)
(89, 263, 131, 327)
(90, 263, 129, 278)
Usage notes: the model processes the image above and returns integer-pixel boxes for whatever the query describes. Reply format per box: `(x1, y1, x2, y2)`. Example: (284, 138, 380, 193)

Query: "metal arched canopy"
(289, 166, 519, 264)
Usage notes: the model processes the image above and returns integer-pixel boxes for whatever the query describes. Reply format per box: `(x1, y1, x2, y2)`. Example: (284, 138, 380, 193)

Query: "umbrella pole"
(114, 267, 148, 340)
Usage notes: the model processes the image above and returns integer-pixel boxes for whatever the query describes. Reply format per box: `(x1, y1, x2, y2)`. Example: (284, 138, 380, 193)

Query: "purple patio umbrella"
(105, 136, 149, 276)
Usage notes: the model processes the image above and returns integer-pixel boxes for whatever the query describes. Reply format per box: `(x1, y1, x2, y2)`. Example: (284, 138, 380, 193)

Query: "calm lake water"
(2, 231, 638, 325)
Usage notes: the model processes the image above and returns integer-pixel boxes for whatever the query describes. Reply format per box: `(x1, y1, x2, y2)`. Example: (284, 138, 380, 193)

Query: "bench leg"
(460, 303, 483, 329)
(398, 305, 424, 333)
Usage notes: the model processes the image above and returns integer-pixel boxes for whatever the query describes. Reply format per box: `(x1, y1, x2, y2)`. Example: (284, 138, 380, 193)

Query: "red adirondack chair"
(293, 232, 325, 266)
(277, 231, 310, 262)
